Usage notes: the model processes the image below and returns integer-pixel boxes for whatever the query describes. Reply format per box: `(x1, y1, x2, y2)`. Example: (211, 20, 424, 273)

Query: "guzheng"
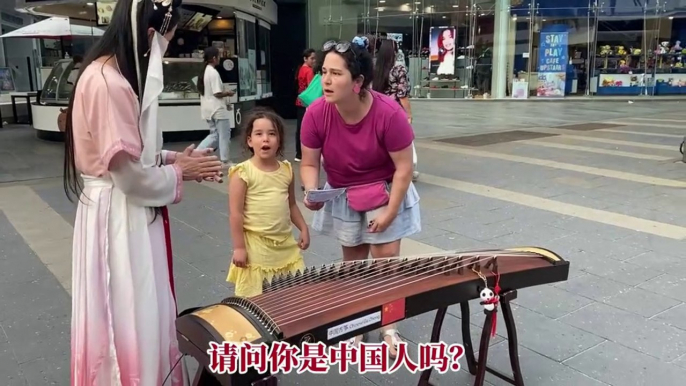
(176, 247, 569, 386)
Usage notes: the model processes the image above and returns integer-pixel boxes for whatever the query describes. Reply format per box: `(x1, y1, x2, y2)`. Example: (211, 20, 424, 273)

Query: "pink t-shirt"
(300, 90, 414, 188)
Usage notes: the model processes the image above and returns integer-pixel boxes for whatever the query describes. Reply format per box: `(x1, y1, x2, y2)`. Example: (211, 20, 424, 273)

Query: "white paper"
(306, 188, 346, 203)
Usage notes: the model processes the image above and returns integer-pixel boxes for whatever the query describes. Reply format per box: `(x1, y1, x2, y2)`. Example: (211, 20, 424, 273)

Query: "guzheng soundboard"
(176, 246, 569, 386)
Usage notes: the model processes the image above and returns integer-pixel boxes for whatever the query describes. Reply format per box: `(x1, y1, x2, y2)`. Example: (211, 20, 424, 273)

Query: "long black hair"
(63, 0, 183, 202)
(371, 39, 396, 94)
(197, 46, 218, 96)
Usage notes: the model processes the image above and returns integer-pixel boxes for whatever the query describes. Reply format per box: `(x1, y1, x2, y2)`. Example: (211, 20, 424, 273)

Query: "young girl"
(227, 108, 309, 297)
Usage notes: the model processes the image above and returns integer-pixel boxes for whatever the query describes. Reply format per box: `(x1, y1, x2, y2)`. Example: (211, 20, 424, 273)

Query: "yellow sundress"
(226, 159, 306, 297)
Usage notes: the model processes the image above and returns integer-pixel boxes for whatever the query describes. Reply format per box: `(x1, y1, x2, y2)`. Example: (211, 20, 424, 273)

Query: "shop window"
(236, 12, 258, 101)
(257, 20, 272, 97)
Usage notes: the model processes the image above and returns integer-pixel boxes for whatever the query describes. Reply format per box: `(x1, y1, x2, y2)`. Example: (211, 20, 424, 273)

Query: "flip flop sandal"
(381, 328, 401, 359)
(345, 333, 366, 347)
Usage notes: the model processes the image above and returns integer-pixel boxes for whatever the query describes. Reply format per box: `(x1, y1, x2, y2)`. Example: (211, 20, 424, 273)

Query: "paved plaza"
(1, 99, 686, 385)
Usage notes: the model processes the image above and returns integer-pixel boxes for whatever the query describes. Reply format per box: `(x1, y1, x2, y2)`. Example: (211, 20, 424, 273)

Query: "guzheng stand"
(418, 290, 523, 386)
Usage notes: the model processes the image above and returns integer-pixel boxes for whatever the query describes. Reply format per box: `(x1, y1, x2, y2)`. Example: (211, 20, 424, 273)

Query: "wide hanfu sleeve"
(87, 74, 183, 207)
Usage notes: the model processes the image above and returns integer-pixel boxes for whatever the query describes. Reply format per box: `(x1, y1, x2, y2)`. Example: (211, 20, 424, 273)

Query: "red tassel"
(491, 313, 497, 338)
(490, 272, 501, 338)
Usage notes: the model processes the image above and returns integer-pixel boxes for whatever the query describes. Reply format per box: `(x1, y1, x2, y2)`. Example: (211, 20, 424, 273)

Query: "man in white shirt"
(198, 47, 234, 166)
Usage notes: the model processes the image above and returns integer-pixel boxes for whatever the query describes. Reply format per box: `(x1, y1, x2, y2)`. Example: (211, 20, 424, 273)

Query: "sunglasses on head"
(323, 40, 352, 53)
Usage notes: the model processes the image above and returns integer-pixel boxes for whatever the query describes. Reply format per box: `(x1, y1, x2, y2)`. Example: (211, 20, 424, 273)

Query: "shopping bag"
(298, 73, 323, 107)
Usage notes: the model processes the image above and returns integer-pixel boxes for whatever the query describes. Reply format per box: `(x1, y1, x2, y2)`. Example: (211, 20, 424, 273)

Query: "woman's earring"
(353, 84, 361, 94)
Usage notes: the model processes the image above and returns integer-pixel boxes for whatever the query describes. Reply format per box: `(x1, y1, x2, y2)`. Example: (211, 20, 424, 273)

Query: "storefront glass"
(307, 0, 686, 99)
(257, 21, 272, 96)
(236, 14, 259, 100)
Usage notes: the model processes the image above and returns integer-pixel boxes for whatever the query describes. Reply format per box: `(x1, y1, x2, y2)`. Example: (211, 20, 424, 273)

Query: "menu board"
(0, 68, 16, 92)
(184, 13, 212, 32)
(96, 1, 117, 26)
(177, 9, 196, 30)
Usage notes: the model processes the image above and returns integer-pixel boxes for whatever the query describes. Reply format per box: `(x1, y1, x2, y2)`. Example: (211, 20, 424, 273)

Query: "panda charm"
(480, 287, 498, 311)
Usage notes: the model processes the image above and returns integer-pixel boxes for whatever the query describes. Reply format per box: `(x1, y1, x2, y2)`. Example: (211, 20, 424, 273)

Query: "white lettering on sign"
(327, 311, 381, 340)
(250, 0, 266, 10)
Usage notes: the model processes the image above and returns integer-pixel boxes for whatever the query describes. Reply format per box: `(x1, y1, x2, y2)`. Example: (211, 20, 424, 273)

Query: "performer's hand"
(195, 174, 223, 183)
(232, 248, 248, 268)
(189, 147, 223, 183)
(176, 144, 223, 181)
(298, 229, 310, 250)
(367, 208, 397, 233)
(190, 147, 214, 157)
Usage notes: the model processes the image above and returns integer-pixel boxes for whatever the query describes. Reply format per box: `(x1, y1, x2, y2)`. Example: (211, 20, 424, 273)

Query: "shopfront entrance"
(305, 0, 686, 100)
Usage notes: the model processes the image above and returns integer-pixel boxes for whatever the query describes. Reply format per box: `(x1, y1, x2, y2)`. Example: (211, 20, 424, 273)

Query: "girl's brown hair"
(242, 107, 286, 158)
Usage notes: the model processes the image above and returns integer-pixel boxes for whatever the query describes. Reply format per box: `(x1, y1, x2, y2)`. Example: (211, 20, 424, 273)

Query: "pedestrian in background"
(197, 46, 235, 168)
(294, 48, 316, 162)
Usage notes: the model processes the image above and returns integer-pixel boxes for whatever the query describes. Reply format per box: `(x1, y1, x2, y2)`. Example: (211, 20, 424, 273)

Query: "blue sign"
(510, 0, 686, 17)
(536, 27, 568, 97)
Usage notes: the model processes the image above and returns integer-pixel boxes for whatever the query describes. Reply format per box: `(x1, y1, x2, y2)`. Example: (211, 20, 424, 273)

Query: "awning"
(0, 17, 104, 39)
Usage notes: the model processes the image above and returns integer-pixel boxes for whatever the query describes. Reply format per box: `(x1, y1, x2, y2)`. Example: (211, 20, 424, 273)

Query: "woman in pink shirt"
(300, 38, 421, 358)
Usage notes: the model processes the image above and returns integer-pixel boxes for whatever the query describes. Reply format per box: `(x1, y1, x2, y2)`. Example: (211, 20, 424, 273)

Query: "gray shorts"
(311, 181, 422, 247)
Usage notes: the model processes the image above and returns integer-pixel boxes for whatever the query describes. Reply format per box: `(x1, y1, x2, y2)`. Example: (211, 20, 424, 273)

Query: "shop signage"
(184, 0, 277, 24)
(511, 0, 686, 17)
(250, 0, 266, 11)
(536, 25, 568, 98)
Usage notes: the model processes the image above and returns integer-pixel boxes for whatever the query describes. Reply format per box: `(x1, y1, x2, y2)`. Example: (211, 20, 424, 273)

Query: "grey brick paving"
(2, 100, 686, 385)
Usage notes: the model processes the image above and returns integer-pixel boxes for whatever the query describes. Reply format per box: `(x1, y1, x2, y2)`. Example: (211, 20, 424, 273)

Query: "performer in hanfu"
(63, 0, 222, 384)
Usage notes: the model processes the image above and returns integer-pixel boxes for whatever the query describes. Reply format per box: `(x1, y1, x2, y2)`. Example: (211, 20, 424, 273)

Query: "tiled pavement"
(1, 99, 686, 385)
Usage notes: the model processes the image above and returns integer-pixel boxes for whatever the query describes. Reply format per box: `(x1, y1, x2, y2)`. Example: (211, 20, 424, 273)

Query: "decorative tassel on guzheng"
(478, 272, 501, 338)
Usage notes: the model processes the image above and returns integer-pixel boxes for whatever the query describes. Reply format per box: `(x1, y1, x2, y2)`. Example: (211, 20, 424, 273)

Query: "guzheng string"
(253, 251, 490, 310)
(251, 251, 466, 306)
(258, 250, 473, 294)
(254, 250, 505, 303)
(254, 251, 510, 313)
(268, 253, 525, 324)
(472, 266, 489, 288)
(256, 252, 516, 318)
(273, 254, 500, 325)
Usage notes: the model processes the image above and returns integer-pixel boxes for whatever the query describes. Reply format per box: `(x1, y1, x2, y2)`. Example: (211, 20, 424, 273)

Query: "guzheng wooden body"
(176, 247, 569, 386)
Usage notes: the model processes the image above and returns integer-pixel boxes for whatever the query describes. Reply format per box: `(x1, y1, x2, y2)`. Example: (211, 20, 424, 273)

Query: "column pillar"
(491, 0, 511, 99)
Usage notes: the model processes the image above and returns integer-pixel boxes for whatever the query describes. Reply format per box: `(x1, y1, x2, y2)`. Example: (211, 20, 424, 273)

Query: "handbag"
(346, 181, 390, 212)
(298, 73, 322, 107)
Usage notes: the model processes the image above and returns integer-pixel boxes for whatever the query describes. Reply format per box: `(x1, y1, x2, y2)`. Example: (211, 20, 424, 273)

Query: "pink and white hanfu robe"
(69, 59, 187, 386)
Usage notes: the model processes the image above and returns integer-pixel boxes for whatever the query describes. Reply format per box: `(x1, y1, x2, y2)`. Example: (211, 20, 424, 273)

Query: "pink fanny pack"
(346, 181, 390, 212)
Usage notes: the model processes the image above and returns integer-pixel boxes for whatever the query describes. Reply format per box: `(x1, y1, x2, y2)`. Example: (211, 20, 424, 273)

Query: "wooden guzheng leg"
(463, 290, 524, 386)
(417, 307, 448, 386)
(460, 301, 478, 374)
(192, 366, 222, 386)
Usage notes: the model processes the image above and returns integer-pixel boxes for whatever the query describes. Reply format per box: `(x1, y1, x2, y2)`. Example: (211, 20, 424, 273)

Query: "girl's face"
(305, 53, 316, 67)
(247, 118, 280, 159)
(442, 30, 454, 50)
(321, 52, 361, 104)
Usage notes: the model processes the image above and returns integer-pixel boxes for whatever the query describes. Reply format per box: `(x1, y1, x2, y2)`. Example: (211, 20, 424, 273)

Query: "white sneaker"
(294, 158, 301, 162)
